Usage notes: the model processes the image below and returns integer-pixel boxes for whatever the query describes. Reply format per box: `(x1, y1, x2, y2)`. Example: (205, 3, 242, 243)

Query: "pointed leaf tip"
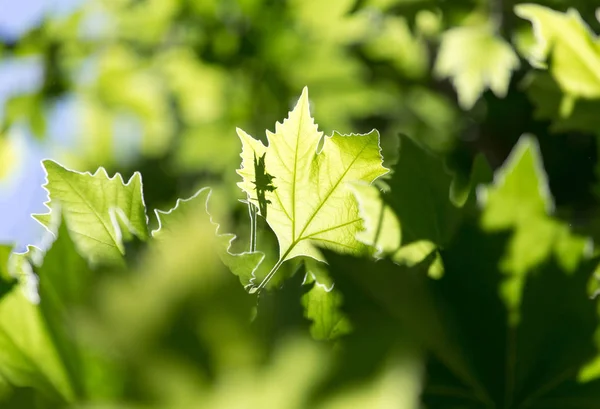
(237, 89, 388, 271)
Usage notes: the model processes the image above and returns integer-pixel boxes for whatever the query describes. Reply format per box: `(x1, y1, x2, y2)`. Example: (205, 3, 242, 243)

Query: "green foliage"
(516, 4, 600, 100)
(4, 2, 600, 409)
(516, 4, 600, 141)
(435, 25, 520, 109)
(237, 88, 388, 290)
(324, 136, 598, 409)
(0, 218, 112, 406)
(480, 136, 590, 321)
(152, 187, 264, 289)
(34, 161, 148, 266)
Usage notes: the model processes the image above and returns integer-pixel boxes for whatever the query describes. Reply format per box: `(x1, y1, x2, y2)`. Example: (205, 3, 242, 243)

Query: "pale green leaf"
(516, 4, 600, 98)
(479, 135, 591, 322)
(393, 241, 444, 279)
(349, 181, 400, 255)
(153, 187, 264, 289)
(434, 26, 520, 109)
(236, 87, 388, 264)
(33, 160, 149, 266)
(349, 181, 443, 277)
(302, 261, 351, 341)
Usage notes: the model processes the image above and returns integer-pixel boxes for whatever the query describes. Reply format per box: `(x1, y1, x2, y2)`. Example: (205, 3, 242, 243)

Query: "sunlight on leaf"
(479, 135, 590, 322)
(350, 181, 444, 277)
(237, 87, 388, 288)
(349, 181, 400, 256)
(435, 26, 519, 109)
(516, 4, 600, 99)
(33, 161, 148, 266)
(302, 261, 351, 341)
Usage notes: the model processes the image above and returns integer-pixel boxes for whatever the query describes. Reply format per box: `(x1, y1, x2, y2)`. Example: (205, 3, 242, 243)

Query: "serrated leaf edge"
(151, 187, 266, 288)
(32, 159, 149, 256)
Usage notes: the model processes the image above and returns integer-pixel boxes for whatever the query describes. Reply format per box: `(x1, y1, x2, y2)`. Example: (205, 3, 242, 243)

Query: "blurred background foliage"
(2, 0, 600, 252)
(2, 0, 600, 408)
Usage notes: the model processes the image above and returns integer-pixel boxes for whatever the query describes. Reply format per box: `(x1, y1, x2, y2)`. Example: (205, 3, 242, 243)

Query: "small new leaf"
(252, 153, 277, 218)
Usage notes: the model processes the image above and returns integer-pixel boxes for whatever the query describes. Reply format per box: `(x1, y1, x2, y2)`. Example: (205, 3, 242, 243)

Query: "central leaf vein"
(295, 138, 370, 242)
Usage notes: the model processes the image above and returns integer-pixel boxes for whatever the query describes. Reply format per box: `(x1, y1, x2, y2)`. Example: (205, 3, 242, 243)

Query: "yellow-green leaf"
(33, 161, 149, 266)
(236, 87, 388, 266)
(479, 135, 590, 322)
(349, 181, 400, 256)
(435, 26, 519, 109)
(516, 4, 600, 99)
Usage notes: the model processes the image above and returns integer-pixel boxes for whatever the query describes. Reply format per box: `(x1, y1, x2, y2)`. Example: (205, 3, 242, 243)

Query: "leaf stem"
(248, 200, 257, 253)
(251, 257, 285, 293)
(252, 243, 297, 293)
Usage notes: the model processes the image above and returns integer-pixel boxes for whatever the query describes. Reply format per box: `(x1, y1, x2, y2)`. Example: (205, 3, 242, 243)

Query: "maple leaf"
(236, 87, 388, 289)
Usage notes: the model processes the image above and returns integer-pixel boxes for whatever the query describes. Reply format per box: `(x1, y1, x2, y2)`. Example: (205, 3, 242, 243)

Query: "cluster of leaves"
(2, 0, 598, 222)
(0, 89, 425, 408)
(1, 79, 600, 409)
(4, 1, 600, 409)
(0, 0, 574, 196)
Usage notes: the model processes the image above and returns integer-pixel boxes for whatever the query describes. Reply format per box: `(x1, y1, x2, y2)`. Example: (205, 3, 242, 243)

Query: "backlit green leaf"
(302, 260, 351, 341)
(516, 4, 600, 99)
(479, 135, 590, 320)
(33, 160, 149, 266)
(237, 87, 388, 270)
(0, 214, 122, 404)
(349, 181, 400, 256)
(435, 26, 519, 109)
